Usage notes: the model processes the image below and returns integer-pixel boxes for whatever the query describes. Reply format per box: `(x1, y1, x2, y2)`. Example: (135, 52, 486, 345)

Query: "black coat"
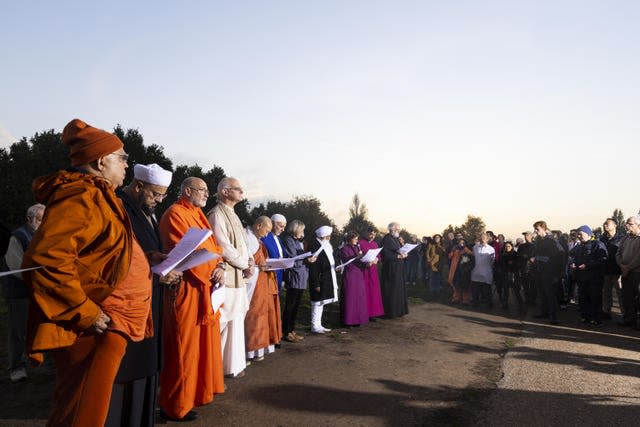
(115, 189, 164, 382)
(308, 238, 336, 302)
(380, 234, 408, 318)
(569, 239, 608, 282)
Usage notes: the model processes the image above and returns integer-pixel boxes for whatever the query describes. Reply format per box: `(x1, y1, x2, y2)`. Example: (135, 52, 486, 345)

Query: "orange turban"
(62, 118, 124, 166)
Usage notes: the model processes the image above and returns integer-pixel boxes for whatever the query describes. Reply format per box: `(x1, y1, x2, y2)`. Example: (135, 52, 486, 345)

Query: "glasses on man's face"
(144, 186, 168, 201)
(109, 153, 129, 163)
(226, 187, 244, 194)
(189, 187, 209, 195)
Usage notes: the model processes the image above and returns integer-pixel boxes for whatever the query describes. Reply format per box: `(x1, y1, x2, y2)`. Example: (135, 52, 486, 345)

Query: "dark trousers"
(620, 271, 640, 324)
(577, 276, 604, 322)
(501, 273, 524, 309)
(471, 281, 492, 307)
(7, 298, 28, 371)
(535, 273, 558, 321)
(282, 288, 304, 335)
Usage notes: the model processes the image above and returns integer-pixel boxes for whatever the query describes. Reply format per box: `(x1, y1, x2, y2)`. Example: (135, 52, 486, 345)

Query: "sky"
(2, 1, 639, 240)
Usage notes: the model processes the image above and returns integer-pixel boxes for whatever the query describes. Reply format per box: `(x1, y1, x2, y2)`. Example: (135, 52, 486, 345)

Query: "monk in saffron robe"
(158, 177, 226, 422)
(22, 118, 151, 427)
(245, 216, 282, 360)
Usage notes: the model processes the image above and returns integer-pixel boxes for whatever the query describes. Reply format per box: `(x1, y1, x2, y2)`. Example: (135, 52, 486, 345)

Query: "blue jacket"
(262, 232, 285, 290)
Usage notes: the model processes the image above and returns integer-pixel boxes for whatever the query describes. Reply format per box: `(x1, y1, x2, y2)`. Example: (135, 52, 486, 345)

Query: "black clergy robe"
(380, 234, 409, 318)
(105, 190, 164, 427)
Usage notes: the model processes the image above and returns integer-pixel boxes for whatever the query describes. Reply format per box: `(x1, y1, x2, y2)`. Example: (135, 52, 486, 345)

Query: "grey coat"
(283, 234, 309, 290)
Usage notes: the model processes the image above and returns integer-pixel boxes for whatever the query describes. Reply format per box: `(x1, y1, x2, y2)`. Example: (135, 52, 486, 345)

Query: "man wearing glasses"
(158, 177, 226, 422)
(207, 177, 254, 379)
(107, 163, 182, 426)
(615, 215, 640, 328)
(22, 118, 149, 426)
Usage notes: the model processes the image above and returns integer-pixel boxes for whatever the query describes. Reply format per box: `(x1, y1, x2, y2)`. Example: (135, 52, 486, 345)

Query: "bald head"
(252, 215, 273, 239)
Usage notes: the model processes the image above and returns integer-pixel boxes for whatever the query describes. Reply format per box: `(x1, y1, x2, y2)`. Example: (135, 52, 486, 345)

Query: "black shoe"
(549, 319, 559, 325)
(601, 313, 612, 320)
(616, 321, 632, 327)
(590, 320, 603, 327)
(532, 313, 547, 319)
(159, 409, 198, 422)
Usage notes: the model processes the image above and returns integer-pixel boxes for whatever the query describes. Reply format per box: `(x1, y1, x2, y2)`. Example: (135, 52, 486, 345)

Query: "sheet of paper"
(312, 243, 325, 258)
(211, 283, 226, 313)
(292, 251, 312, 261)
(0, 266, 43, 278)
(264, 257, 295, 271)
(174, 249, 219, 272)
(152, 227, 213, 276)
(360, 248, 383, 263)
(335, 257, 356, 270)
(398, 243, 419, 255)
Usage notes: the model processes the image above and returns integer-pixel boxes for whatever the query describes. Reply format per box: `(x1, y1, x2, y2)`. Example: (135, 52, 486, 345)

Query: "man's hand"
(212, 266, 225, 285)
(308, 256, 317, 264)
(147, 251, 168, 266)
(159, 270, 183, 286)
(243, 267, 254, 279)
(88, 310, 111, 335)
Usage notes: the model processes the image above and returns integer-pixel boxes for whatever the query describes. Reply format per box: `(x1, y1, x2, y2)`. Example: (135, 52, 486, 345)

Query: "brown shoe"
(284, 332, 298, 342)
(292, 331, 305, 340)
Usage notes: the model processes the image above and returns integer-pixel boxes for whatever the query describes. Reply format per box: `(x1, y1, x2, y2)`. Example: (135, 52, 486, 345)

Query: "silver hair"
(26, 203, 45, 220)
(271, 213, 286, 224)
(387, 222, 400, 231)
(216, 176, 237, 197)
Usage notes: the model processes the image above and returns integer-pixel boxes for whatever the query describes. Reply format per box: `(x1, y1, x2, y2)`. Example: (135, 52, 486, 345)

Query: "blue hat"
(577, 225, 593, 236)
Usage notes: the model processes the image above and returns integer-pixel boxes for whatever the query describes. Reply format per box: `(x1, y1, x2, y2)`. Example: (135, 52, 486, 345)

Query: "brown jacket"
(22, 169, 132, 364)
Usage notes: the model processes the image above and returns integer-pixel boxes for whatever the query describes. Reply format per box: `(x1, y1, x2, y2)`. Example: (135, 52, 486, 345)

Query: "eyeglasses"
(109, 153, 129, 163)
(225, 187, 244, 194)
(144, 186, 168, 201)
(189, 187, 209, 195)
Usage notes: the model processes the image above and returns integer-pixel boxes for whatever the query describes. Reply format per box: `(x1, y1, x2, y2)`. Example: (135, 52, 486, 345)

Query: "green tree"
(342, 193, 377, 237)
(249, 196, 338, 245)
(443, 215, 486, 243)
(611, 208, 626, 236)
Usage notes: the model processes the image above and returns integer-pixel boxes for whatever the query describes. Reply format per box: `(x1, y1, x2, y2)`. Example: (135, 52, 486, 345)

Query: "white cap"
(315, 225, 332, 238)
(134, 163, 172, 187)
(271, 213, 286, 224)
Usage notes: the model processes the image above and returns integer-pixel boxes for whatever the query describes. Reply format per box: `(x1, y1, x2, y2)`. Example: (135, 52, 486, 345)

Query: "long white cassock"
(207, 203, 251, 376)
(245, 226, 275, 360)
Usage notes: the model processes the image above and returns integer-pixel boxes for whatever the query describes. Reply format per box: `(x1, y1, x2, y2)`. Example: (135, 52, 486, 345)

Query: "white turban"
(271, 213, 286, 224)
(315, 225, 332, 238)
(134, 163, 172, 187)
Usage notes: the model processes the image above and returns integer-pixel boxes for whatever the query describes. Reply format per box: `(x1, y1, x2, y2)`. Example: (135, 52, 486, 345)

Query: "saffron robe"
(245, 240, 281, 353)
(158, 197, 224, 419)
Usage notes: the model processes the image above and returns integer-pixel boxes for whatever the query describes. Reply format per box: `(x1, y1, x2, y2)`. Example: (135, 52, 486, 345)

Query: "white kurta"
(208, 204, 250, 376)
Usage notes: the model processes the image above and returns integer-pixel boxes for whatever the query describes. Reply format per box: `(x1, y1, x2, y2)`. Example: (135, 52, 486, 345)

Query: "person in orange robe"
(21, 118, 151, 427)
(245, 216, 282, 361)
(158, 177, 226, 422)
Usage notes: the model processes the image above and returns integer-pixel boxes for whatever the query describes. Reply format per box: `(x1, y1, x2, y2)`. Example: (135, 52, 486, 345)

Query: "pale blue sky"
(2, 1, 639, 238)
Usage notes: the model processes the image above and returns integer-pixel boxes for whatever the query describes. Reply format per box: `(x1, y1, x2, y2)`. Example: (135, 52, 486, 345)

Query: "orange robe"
(158, 197, 225, 419)
(245, 243, 281, 351)
(22, 170, 142, 427)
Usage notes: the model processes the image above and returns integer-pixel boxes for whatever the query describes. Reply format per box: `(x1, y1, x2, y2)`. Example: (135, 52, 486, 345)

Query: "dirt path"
(0, 300, 524, 426)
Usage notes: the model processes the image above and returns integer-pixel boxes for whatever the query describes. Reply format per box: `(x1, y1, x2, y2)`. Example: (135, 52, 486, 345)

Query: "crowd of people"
(406, 220, 639, 330)
(1, 118, 639, 426)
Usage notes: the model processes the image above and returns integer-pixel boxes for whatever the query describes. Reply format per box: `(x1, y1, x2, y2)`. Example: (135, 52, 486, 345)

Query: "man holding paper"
(158, 177, 226, 422)
(107, 163, 181, 427)
(207, 177, 253, 379)
(381, 222, 409, 318)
